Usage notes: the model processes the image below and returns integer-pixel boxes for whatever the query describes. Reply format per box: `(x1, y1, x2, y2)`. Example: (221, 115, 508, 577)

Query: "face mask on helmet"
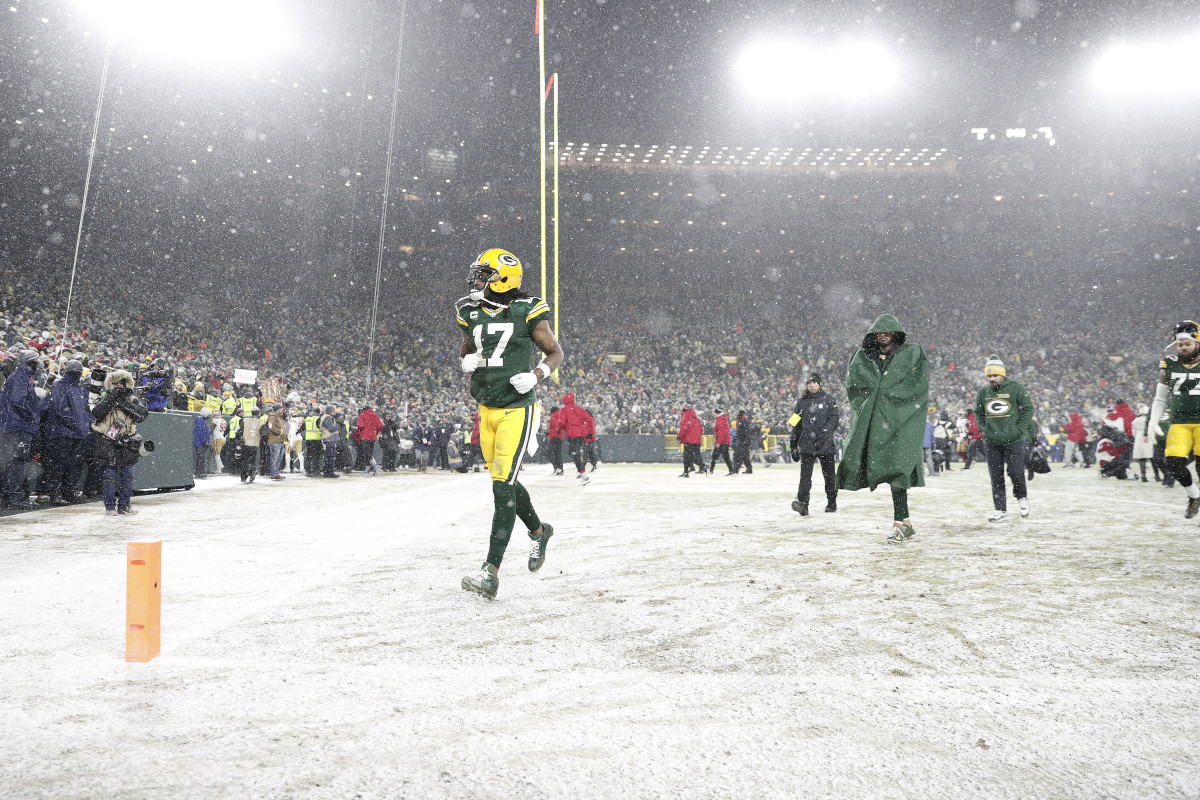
(467, 249, 522, 302)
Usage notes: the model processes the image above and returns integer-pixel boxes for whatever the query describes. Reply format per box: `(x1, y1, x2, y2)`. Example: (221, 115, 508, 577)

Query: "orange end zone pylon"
(125, 541, 161, 662)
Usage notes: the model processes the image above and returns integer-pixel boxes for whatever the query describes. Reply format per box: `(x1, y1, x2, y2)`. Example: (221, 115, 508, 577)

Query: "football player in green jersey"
(1147, 320, 1200, 519)
(456, 248, 563, 599)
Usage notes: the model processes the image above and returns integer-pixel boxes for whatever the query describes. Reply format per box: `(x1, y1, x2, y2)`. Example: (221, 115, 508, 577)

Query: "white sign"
(233, 368, 258, 385)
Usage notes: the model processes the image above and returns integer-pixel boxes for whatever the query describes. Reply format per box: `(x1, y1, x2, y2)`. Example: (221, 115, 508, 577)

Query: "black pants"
(46, 436, 86, 499)
(241, 446, 259, 480)
(682, 443, 704, 474)
(548, 438, 563, 471)
(354, 439, 374, 471)
(584, 441, 600, 468)
(733, 446, 752, 473)
(710, 443, 733, 473)
(380, 444, 398, 471)
(304, 439, 323, 475)
(985, 440, 1028, 512)
(567, 437, 585, 473)
(82, 431, 103, 497)
(797, 453, 837, 505)
(1152, 442, 1172, 486)
(193, 445, 210, 476)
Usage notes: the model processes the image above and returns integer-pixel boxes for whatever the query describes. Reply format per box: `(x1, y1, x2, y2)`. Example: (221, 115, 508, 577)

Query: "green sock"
(513, 480, 542, 535)
(486, 481, 517, 567)
(891, 486, 909, 522)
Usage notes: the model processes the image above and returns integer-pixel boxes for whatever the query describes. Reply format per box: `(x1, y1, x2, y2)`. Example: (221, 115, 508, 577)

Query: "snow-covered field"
(1, 463, 1198, 799)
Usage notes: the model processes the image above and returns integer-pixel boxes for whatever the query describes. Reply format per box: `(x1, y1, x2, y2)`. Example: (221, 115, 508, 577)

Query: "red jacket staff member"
(677, 402, 706, 478)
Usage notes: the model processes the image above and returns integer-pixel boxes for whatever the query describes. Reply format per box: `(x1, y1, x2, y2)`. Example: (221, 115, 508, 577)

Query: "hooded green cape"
(835, 314, 930, 492)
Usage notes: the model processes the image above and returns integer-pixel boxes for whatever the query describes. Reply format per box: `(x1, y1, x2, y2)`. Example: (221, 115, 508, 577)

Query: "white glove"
(509, 371, 539, 394)
(461, 353, 483, 374)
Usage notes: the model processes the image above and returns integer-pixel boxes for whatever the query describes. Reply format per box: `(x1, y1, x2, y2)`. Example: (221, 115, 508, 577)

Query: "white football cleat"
(1018, 498, 1030, 517)
(988, 510, 1008, 523)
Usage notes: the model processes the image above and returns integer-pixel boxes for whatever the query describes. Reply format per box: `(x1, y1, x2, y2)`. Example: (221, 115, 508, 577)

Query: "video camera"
(116, 432, 155, 457)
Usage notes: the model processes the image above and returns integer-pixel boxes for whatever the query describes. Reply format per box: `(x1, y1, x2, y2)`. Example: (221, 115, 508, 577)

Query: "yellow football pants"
(1164, 423, 1200, 458)
(478, 404, 537, 484)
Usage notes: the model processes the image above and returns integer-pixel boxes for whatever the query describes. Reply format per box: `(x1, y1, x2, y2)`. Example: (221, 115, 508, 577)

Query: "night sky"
(2, 0, 1198, 321)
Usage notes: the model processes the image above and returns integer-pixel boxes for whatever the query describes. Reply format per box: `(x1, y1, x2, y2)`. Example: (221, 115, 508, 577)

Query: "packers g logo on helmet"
(468, 248, 523, 297)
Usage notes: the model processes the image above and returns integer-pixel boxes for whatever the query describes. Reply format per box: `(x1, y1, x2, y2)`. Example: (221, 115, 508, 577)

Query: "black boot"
(825, 499, 837, 513)
(791, 500, 808, 516)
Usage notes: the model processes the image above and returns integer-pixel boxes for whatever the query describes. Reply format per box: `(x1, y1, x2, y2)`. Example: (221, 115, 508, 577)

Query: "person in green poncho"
(836, 314, 930, 543)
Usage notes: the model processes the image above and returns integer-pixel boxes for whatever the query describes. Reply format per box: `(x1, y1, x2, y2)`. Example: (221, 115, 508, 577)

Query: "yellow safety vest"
(304, 416, 322, 440)
(228, 416, 241, 438)
(241, 397, 256, 415)
(222, 397, 236, 414)
(206, 394, 221, 412)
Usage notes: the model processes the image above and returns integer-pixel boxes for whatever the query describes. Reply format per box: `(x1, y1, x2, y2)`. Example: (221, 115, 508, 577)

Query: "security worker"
(221, 391, 237, 415)
(303, 406, 323, 477)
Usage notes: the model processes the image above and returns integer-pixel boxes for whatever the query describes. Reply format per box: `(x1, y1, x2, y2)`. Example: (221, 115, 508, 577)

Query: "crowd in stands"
(3, 146, 1197, 459)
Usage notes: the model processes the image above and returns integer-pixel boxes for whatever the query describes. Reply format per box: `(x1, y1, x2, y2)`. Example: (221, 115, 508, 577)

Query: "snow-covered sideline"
(1, 465, 1198, 799)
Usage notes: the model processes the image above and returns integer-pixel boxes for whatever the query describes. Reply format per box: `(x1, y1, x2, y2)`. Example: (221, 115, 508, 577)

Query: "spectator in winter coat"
(546, 405, 565, 475)
(835, 314, 929, 543)
(45, 359, 91, 503)
(974, 355, 1034, 521)
(709, 408, 734, 475)
(266, 405, 288, 479)
(193, 407, 213, 477)
(1109, 400, 1135, 437)
(1062, 412, 1091, 467)
(676, 402, 705, 477)
(964, 410, 984, 468)
(924, 417, 935, 476)
(1097, 404, 1134, 479)
(0, 350, 44, 510)
(353, 404, 383, 474)
(560, 393, 595, 483)
(788, 373, 840, 514)
(732, 410, 755, 474)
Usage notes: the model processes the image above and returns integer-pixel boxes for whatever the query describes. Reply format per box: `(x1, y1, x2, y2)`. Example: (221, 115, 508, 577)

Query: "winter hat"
(64, 359, 83, 374)
(807, 373, 822, 385)
(984, 354, 1006, 377)
(19, 350, 38, 364)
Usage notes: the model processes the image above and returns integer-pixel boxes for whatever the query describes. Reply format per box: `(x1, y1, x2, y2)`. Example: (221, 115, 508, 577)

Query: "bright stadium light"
(734, 39, 900, 103)
(74, 0, 293, 66)
(1090, 33, 1200, 98)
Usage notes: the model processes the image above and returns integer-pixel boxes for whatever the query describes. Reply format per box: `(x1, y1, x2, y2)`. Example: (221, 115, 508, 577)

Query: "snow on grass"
(1, 464, 1198, 799)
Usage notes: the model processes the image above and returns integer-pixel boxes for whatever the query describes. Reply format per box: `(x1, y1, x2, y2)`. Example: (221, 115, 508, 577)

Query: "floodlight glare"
(734, 39, 899, 103)
(1091, 33, 1200, 98)
(75, 0, 293, 66)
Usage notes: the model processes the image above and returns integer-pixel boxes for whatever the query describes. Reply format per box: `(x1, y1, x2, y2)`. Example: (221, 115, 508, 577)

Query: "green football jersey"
(1161, 354, 1200, 424)
(457, 296, 551, 408)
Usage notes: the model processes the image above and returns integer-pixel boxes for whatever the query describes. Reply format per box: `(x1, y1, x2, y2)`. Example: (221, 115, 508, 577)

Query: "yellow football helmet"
(468, 248, 522, 300)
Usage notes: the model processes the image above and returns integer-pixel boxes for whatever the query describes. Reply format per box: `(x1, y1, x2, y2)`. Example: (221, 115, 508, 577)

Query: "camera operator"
(80, 360, 109, 500)
(0, 350, 44, 510)
(91, 368, 149, 516)
(140, 357, 174, 412)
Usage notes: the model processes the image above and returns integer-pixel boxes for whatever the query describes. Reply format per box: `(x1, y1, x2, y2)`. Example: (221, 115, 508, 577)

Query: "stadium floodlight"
(73, 0, 293, 66)
(734, 39, 899, 103)
(1090, 33, 1200, 98)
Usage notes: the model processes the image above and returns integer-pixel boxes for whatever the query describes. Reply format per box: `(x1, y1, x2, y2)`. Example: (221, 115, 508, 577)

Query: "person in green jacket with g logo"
(974, 355, 1034, 523)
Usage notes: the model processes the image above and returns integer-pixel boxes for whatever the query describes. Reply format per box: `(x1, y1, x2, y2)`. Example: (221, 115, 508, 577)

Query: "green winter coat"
(836, 314, 930, 492)
(974, 378, 1034, 446)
